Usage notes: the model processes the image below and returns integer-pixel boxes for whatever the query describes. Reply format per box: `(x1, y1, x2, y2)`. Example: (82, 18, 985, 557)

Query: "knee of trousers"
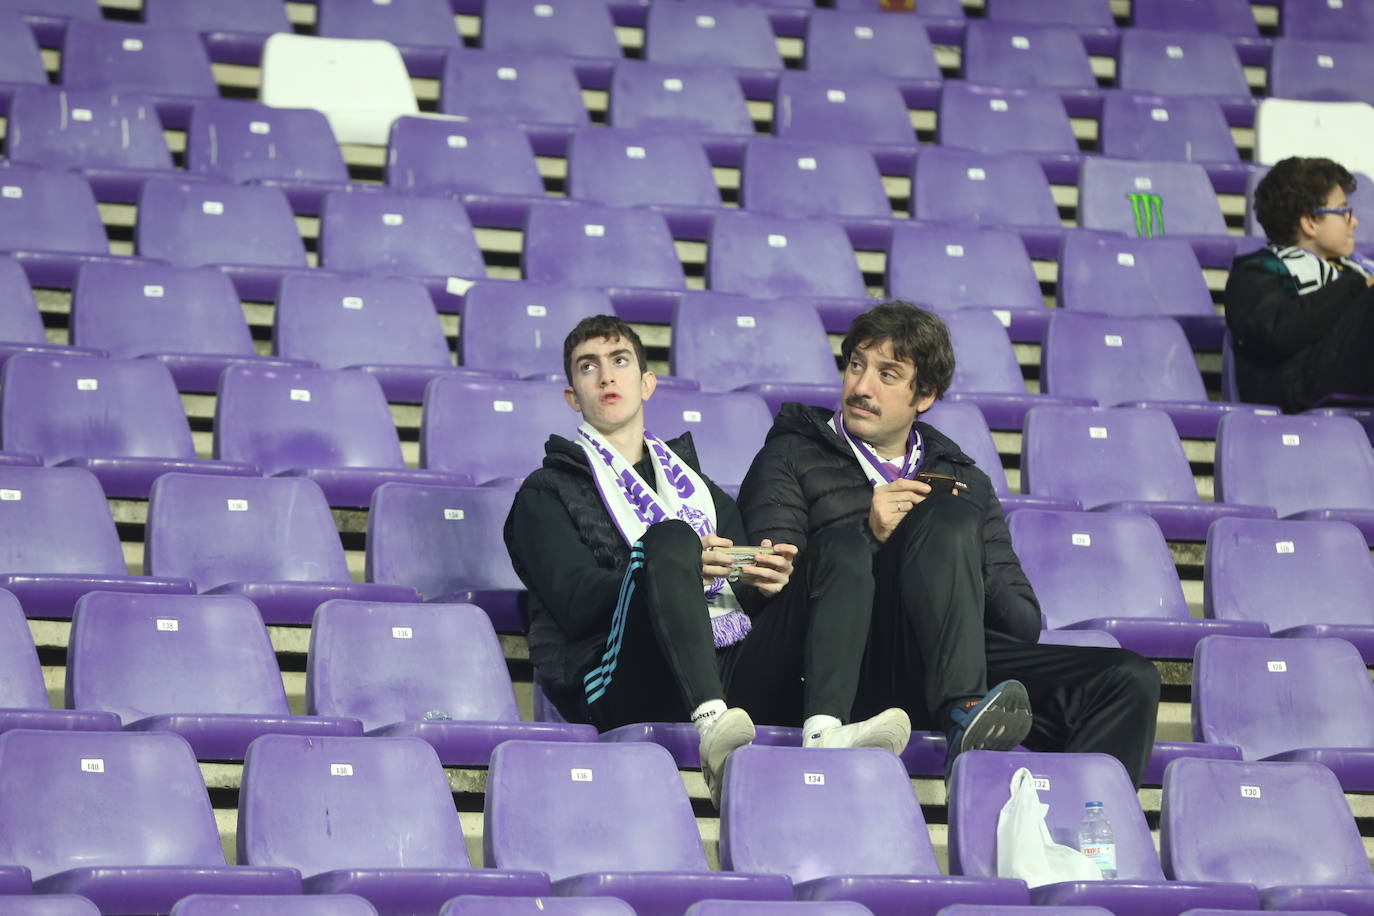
(1096, 649, 1162, 705)
(891, 489, 982, 550)
(639, 518, 703, 570)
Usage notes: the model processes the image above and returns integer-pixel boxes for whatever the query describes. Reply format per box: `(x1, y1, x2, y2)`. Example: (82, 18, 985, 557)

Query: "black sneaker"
(944, 679, 1033, 782)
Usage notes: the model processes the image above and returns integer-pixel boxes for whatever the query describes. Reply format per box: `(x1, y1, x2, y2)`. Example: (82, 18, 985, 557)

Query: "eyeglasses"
(1313, 206, 1355, 223)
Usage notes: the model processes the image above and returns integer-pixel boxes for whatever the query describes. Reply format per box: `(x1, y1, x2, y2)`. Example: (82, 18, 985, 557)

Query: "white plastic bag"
(995, 767, 1104, 888)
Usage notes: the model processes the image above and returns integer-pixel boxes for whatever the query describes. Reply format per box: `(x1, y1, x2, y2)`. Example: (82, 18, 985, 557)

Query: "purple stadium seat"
(272, 274, 470, 403)
(480, 0, 622, 89)
(1076, 158, 1240, 269)
(921, 400, 1081, 513)
(707, 210, 869, 333)
(1194, 635, 1374, 791)
(670, 292, 838, 413)
(608, 60, 755, 166)
(145, 473, 419, 625)
(1041, 312, 1274, 439)
(59, 21, 219, 130)
(0, 255, 104, 365)
(0, 12, 45, 113)
(886, 225, 1048, 343)
(772, 71, 918, 176)
(739, 137, 897, 251)
(1099, 93, 1257, 195)
(315, 0, 460, 78)
(0, 897, 104, 915)
(677, 0, 818, 40)
(984, 0, 1119, 55)
(949, 749, 1261, 913)
(598, 718, 808, 770)
(642, 388, 774, 493)
(185, 100, 350, 215)
(70, 261, 313, 393)
(135, 178, 314, 302)
(5, 87, 178, 204)
(935, 81, 1084, 188)
(67, 591, 363, 760)
(522, 200, 685, 324)
(239, 734, 550, 911)
(1269, 36, 1374, 105)
(1056, 233, 1228, 349)
(484, 741, 792, 912)
(567, 126, 721, 240)
(0, 729, 301, 912)
(937, 908, 1113, 916)
(439, 50, 589, 157)
(0, 165, 157, 289)
(1132, 0, 1269, 66)
(961, 21, 1100, 118)
(1115, 30, 1255, 127)
(936, 307, 1096, 432)
(1162, 758, 1374, 912)
(1280, 0, 1374, 41)
(171, 896, 380, 916)
(317, 189, 487, 314)
(911, 147, 1077, 261)
(366, 483, 526, 631)
(0, 588, 120, 736)
(457, 281, 608, 380)
(0, 0, 100, 48)
(442, 899, 634, 916)
(142, 0, 292, 66)
(0, 466, 194, 618)
(829, 0, 965, 45)
(1022, 406, 1277, 541)
(308, 599, 596, 764)
(722, 746, 1031, 916)
(1215, 412, 1374, 543)
(215, 365, 469, 507)
(420, 377, 570, 485)
(385, 115, 547, 230)
(1036, 630, 1121, 648)
(1206, 516, 1374, 663)
(0, 354, 259, 498)
(643, 1, 782, 99)
(1009, 509, 1268, 657)
(802, 9, 942, 109)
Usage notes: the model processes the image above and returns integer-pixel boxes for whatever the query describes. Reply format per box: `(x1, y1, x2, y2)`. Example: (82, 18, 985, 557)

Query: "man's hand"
(868, 477, 933, 543)
(701, 532, 735, 586)
(737, 539, 799, 598)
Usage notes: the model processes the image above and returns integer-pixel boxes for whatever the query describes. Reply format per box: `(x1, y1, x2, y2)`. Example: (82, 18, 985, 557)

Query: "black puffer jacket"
(737, 403, 1042, 643)
(504, 431, 754, 720)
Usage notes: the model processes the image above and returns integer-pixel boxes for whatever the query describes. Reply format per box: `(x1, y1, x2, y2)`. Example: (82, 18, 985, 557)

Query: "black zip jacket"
(737, 402, 1042, 643)
(504, 431, 758, 716)
(1224, 246, 1373, 412)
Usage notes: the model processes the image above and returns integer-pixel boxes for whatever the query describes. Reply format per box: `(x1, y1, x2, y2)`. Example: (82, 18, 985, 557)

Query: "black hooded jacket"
(737, 402, 1042, 643)
(504, 430, 758, 717)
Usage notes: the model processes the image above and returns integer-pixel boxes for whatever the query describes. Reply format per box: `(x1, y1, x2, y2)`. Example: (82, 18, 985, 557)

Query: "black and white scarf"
(1271, 244, 1373, 295)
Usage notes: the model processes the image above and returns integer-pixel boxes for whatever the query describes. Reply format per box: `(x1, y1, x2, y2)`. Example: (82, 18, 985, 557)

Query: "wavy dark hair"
(562, 315, 648, 384)
(1254, 157, 1356, 245)
(840, 300, 955, 403)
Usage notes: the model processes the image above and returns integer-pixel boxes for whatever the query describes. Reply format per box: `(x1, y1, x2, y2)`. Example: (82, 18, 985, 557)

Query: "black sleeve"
(738, 435, 815, 556)
(979, 486, 1043, 643)
(507, 486, 626, 643)
(1225, 258, 1370, 360)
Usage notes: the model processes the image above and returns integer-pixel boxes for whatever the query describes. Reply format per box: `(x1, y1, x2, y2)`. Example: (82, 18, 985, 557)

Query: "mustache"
(845, 395, 880, 417)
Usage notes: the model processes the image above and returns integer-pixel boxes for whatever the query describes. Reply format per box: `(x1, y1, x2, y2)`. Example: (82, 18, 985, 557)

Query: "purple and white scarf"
(577, 421, 750, 648)
(832, 409, 924, 488)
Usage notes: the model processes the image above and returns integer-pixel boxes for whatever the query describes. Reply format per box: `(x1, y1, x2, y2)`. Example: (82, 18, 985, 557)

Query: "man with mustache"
(738, 301, 1161, 784)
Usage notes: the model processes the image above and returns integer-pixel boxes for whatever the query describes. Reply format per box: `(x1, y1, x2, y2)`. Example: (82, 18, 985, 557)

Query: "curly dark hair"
(562, 315, 649, 384)
(1254, 157, 1356, 245)
(840, 300, 956, 403)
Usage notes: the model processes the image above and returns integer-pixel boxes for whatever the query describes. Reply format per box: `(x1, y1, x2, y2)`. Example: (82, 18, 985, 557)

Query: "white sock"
(691, 699, 728, 734)
(803, 714, 842, 746)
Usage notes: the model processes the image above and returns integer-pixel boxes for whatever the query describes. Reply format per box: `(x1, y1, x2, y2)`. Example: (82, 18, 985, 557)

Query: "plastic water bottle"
(1077, 801, 1118, 879)
(422, 710, 453, 721)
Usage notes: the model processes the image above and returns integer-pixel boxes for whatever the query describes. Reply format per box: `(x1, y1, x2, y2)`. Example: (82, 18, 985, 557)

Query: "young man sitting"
(504, 315, 911, 806)
(1226, 156, 1374, 412)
